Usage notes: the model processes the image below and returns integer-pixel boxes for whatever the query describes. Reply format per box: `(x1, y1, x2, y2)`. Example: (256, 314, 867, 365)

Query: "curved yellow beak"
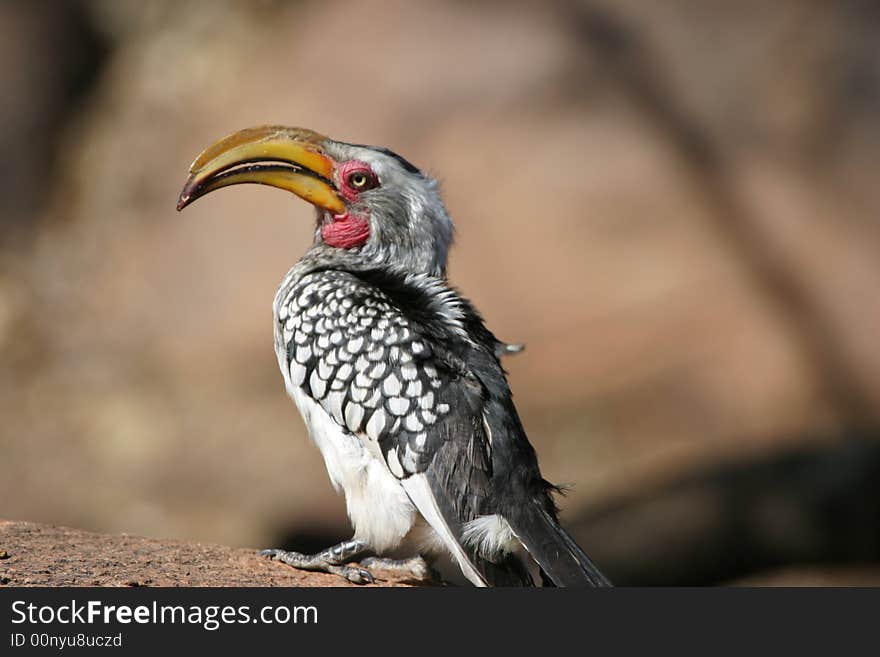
(176, 125, 346, 214)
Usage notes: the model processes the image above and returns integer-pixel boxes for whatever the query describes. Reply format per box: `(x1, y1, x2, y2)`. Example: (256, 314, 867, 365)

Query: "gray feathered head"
(177, 125, 454, 277)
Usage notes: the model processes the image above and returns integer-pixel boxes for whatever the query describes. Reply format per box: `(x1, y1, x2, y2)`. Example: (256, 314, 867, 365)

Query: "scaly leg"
(261, 539, 374, 585)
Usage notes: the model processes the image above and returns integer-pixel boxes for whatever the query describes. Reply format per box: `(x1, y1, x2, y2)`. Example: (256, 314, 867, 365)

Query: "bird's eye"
(344, 168, 377, 192)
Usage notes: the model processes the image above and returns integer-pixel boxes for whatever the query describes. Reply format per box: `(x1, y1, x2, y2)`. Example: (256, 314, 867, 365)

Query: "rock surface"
(0, 520, 419, 587)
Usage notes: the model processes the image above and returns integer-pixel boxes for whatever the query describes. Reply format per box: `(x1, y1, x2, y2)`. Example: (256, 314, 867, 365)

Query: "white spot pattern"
(276, 270, 457, 479)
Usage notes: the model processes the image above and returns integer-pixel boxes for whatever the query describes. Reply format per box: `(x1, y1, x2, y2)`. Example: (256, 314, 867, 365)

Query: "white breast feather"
(284, 376, 416, 554)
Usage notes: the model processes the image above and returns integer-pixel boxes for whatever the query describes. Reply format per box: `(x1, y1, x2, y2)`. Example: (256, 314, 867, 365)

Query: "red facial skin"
(321, 160, 375, 249)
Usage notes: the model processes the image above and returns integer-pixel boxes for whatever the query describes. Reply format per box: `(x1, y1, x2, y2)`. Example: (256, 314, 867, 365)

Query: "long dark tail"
(507, 502, 612, 587)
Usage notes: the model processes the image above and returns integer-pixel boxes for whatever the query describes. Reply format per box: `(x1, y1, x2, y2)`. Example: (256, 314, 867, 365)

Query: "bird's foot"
(260, 539, 374, 585)
(360, 555, 438, 582)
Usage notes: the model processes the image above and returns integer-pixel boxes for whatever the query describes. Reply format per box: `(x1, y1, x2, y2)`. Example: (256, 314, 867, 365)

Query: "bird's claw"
(360, 555, 437, 581)
(260, 546, 375, 585)
(329, 564, 375, 585)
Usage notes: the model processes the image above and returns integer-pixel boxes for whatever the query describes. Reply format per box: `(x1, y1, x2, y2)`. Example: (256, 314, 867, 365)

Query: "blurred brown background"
(2, 0, 879, 585)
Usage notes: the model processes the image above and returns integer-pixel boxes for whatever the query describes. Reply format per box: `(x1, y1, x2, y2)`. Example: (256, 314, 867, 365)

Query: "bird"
(177, 125, 611, 587)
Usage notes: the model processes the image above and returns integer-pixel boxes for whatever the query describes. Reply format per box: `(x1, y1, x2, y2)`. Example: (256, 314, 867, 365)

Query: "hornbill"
(177, 126, 611, 587)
